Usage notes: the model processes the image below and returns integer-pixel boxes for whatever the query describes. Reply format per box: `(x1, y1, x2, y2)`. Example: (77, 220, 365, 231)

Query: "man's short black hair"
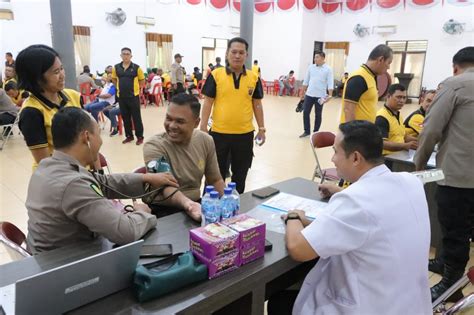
(387, 83, 406, 96)
(170, 93, 201, 118)
(4, 81, 18, 92)
(6, 52, 13, 57)
(216, 57, 221, 63)
(314, 51, 325, 58)
(52, 107, 95, 149)
(83, 65, 90, 73)
(368, 44, 393, 61)
(453, 46, 474, 68)
(339, 120, 383, 164)
(289, 70, 294, 74)
(152, 68, 158, 74)
(254, 60, 258, 64)
(121, 47, 132, 53)
(344, 72, 349, 75)
(228, 37, 249, 51)
(16, 44, 59, 95)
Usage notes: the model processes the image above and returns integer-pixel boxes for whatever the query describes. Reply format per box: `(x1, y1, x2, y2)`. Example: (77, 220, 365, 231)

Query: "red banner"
(277, 0, 297, 10)
(210, 0, 228, 9)
(186, 0, 202, 4)
(376, 0, 401, 8)
(346, 0, 370, 10)
(255, 1, 273, 12)
(303, 0, 319, 9)
(321, 2, 341, 13)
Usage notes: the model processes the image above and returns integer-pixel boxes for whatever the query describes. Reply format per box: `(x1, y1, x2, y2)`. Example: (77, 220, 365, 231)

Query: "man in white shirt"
(84, 73, 116, 122)
(268, 120, 431, 315)
(299, 51, 334, 138)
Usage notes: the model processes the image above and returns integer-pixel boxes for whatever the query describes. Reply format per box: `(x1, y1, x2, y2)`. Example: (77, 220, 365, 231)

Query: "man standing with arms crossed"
(299, 51, 333, 138)
(112, 47, 146, 145)
(200, 37, 265, 193)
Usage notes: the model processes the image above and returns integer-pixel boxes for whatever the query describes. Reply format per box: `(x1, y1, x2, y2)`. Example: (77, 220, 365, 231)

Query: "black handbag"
(295, 100, 304, 112)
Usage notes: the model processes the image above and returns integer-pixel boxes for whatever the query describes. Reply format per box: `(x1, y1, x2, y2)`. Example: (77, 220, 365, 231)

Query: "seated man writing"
(26, 107, 178, 254)
(375, 83, 418, 155)
(404, 89, 436, 138)
(269, 120, 431, 315)
(143, 93, 225, 221)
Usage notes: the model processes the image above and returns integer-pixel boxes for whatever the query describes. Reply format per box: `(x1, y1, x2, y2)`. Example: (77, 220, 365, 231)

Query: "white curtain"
(161, 41, 173, 72)
(146, 41, 159, 68)
(74, 34, 90, 75)
(325, 48, 346, 81)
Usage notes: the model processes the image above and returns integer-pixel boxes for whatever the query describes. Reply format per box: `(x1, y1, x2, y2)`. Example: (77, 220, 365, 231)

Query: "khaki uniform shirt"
(415, 67, 474, 188)
(143, 130, 221, 201)
(170, 62, 185, 84)
(26, 151, 157, 254)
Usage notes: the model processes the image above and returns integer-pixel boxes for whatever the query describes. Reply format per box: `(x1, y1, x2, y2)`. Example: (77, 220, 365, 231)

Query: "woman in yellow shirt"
(16, 44, 82, 168)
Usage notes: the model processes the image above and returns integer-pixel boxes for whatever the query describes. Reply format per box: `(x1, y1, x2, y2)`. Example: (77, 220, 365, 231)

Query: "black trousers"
(0, 112, 16, 125)
(267, 290, 299, 315)
(436, 184, 474, 271)
(302, 95, 323, 134)
(210, 131, 253, 193)
(118, 96, 144, 138)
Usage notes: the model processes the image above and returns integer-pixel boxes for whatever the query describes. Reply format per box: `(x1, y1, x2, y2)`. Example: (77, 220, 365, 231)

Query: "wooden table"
(0, 178, 320, 315)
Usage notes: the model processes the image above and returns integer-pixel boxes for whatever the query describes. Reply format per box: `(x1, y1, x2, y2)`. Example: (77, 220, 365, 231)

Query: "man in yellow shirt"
(252, 60, 261, 77)
(341, 45, 393, 123)
(404, 89, 436, 138)
(375, 84, 418, 156)
(200, 37, 266, 193)
(112, 47, 146, 145)
(2, 65, 16, 89)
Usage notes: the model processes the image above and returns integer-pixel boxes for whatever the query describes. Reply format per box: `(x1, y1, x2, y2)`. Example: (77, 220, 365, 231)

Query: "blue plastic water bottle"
(207, 191, 221, 224)
(227, 182, 240, 215)
(220, 188, 234, 220)
(201, 185, 215, 226)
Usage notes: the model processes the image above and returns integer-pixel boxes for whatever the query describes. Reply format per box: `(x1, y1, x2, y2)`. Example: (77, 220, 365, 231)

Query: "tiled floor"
(0, 95, 472, 303)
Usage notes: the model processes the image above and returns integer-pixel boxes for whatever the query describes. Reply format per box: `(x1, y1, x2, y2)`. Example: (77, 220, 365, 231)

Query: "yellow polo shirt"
(252, 65, 260, 77)
(19, 89, 82, 168)
(404, 107, 425, 138)
(202, 67, 264, 134)
(340, 64, 379, 123)
(376, 105, 406, 155)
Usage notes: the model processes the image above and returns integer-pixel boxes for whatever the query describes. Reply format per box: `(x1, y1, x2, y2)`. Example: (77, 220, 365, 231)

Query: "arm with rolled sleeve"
(61, 178, 157, 245)
(301, 192, 370, 259)
(414, 87, 456, 170)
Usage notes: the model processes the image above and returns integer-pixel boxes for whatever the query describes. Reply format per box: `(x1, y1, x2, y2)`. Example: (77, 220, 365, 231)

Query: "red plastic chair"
(98, 152, 112, 174)
(0, 221, 31, 260)
(133, 166, 146, 174)
(150, 83, 164, 107)
(310, 132, 340, 182)
(165, 82, 172, 104)
(197, 80, 206, 99)
(79, 82, 94, 104)
(139, 87, 147, 107)
(272, 80, 280, 96)
(117, 114, 123, 135)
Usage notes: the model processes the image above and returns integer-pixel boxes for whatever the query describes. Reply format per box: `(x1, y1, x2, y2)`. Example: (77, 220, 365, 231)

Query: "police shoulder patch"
(90, 184, 104, 197)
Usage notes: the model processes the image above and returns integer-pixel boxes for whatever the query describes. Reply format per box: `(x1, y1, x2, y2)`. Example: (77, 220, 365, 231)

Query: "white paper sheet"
(0, 283, 15, 315)
(261, 192, 328, 219)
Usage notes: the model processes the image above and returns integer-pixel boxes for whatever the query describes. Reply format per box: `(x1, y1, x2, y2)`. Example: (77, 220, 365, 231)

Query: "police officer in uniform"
(26, 107, 179, 254)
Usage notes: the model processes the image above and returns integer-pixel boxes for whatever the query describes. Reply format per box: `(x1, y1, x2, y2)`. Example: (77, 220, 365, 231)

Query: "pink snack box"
(193, 250, 240, 279)
(222, 214, 266, 247)
(189, 223, 240, 260)
(240, 240, 265, 265)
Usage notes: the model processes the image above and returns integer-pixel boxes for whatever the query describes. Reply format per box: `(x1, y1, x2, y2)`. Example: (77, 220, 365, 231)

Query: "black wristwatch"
(285, 213, 301, 225)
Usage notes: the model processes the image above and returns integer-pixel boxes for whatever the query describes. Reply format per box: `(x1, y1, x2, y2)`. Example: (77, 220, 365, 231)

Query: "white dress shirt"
(293, 164, 432, 315)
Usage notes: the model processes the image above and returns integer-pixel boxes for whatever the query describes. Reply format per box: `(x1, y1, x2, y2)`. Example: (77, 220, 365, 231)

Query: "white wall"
(323, 4, 474, 89)
(1, 0, 473, 89)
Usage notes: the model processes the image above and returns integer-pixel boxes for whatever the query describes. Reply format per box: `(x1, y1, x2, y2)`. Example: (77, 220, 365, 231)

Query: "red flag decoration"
(321, 0, 341, 13)
(303, 0, 319, 9)
(210, 0, 228, 9)
(446, 0, 474, 5)
(346, 0, 370, 10)
(409, 0, 439, 6)
(233, 0, 240, 11)
(255, 0, 273, 12)
(277, 0, 297, 10)
(375, 0, 401, 8)
(186, 0, 202, 4)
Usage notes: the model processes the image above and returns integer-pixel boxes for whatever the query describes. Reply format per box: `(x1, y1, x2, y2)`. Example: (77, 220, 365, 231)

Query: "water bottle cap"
(224, 188, 232, 194)
(228, 182, 236, 189)
(205, 185, 215, 193)
(210, 191, 219, 198)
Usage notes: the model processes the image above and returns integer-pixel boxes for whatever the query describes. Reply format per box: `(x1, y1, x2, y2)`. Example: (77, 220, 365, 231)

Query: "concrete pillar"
(240, 0, 254, 69)
(49, 0, 77, 89)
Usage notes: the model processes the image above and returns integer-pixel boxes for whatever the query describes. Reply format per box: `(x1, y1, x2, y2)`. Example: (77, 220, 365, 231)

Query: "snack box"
(222, 214, 266, 248)
(193, 250, 240, 279)
(189, 223, 240, 260)
(240, 240, 265, 266)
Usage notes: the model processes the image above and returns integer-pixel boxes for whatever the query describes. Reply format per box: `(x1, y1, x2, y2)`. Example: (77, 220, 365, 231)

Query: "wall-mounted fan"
(353, 23, 370, 38)
(443, 19, 464, 35)
(106, 8, 127, 26)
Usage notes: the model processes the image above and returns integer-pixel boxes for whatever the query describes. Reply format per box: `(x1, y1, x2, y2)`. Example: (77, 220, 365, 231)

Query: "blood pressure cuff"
(142, 156, 173, 204)
(133, 251, 208, 302)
